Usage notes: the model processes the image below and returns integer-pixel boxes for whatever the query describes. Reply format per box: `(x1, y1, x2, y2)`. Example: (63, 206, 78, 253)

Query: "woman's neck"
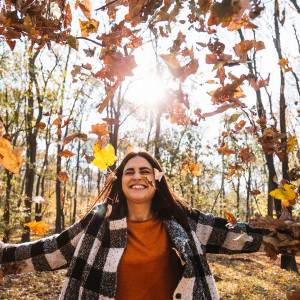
(127, 202, 153, 222)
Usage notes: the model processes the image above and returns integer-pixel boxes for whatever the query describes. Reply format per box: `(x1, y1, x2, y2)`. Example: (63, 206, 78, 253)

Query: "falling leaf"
(191, 163, 202, 176)
(239, 147, 256, 163)
(63, 133, 88, 145)
(217, 143, 236, 155)
(161, 54, 198, 81)
(234, 119, 246, 132)
(58, 149, 75, 157)
(225, 210, 237, 224)
(97, 81, 120, 113)
(24, 220, 49, 235)
(287, 136, 298, 153)
(269, 184, 298, 207)
(64, 3, 72, 28)
(0, 137, 23, 174)
(52, 118, 62, 126)
(75, 0, 91, 19)
(278, 58, 293, 72)
(92, 143, 117, 171)
(36, 122, 46, 129)
(66, 35, 78, 50)
(58, 171, 69, 182)
(79, 19, 99, 38)
(90, 123, 109, 137)
(228, 113, 241, 123)
(154, 168, 164, 181)
(233, 40, 265, 62)
(83, 47, 96, 57)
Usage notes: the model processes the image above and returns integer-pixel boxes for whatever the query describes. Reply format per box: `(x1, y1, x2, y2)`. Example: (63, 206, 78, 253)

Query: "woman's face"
(122, 156, 156, 205)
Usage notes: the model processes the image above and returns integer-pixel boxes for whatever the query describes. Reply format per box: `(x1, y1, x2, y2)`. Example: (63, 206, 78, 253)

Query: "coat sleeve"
(0, 210, 95, 275)
(189, 208, 268, 254)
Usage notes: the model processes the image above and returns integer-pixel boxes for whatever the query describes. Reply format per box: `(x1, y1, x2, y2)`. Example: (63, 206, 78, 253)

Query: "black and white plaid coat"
(0, 203, 263, 300)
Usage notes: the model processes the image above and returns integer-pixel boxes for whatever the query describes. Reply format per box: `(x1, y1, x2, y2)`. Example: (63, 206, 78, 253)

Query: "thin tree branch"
(76, 37, 104, 47)
(95, 0, 119, 11)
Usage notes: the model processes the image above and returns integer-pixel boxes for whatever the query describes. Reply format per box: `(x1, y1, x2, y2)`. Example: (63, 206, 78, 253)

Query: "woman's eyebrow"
(124, 166, 152, 172)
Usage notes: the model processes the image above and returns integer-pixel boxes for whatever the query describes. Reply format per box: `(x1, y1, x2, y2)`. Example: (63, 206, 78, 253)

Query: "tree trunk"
(3, 170, 12, 242)
(274, 0, 298, 272)
(154, 110, 162, 160)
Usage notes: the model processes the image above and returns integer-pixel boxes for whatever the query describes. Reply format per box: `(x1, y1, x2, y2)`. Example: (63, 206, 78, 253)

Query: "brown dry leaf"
(36, 122, 46, 129)
(217, 143, 236, 155)
(234, 40, 265, 62)
(160, 53, 181, 71)
(239, 147, 256, 163)
(97, 81, 120, 113)
(0, 137, 23, 174)
(58, 171, 69, 182)
(83, 47, 96, 57)
(58, 150, 75, 157)
(64, 3, 72, 28)
(63, 133, 88, 145)
(234, 119, 246, 132)
(90, 123, 109, 137)
(75, 0, 91, 19)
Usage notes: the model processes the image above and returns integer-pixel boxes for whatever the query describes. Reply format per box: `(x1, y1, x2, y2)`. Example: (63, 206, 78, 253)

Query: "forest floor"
(0, 252, 299, 299)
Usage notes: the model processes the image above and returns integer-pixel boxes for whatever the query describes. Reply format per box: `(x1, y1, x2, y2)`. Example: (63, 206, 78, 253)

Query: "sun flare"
(126, 73, 167, 108)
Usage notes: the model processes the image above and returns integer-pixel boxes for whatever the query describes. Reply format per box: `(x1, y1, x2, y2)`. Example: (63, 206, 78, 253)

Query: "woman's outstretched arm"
(189, 208, 269, 254)
(0, 209, 95, 275)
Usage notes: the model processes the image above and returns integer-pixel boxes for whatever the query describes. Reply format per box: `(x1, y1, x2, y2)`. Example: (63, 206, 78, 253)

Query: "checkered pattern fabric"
(0, 204, 263, 300)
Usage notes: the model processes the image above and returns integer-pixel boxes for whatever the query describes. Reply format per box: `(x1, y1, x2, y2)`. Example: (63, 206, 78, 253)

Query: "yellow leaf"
(24, 220, 49, 235)
(287, 136, 298, 153)
(79, 19, 99, 38)
(0, 137, 23, 174)
(92, 143, 117, 171)
(269, 184, 298, 207)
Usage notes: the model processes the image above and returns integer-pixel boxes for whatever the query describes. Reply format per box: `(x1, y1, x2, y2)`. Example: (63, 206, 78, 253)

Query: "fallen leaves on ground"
(1, 253, 299, 300)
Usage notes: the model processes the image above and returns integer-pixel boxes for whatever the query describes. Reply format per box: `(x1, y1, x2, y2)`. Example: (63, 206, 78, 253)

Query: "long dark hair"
(94, 150, 191, 231)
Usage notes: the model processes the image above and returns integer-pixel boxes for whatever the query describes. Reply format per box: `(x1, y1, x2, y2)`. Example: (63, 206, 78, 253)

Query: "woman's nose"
(132, 171, 142, 179)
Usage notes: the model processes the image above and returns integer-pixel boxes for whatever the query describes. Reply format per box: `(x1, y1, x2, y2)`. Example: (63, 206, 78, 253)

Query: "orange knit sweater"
(116, 218, 183, 300)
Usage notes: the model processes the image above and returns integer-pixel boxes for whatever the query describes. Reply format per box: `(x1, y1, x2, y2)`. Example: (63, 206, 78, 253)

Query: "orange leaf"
(64, 3, 72, 28)
(218, 143, 236, 155)
(36, 122, 46, 129)
(58, 171, 69, 182)
(0, 137, 23, 174)
(225, 211, 237, 224)
(97, 82, 120, 113)
(58, 150, 75, 157)
(63, 133, 88, 145)
(52, 118, 61, 126)
(76, 0, 91, 19)
(234, 119, 246, 132)
(206, 54, 218, 64)
(90, 123, 109, 137)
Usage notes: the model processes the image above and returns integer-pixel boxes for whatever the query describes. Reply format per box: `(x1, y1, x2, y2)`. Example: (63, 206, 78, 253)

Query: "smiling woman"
(0, 150, 270, 300)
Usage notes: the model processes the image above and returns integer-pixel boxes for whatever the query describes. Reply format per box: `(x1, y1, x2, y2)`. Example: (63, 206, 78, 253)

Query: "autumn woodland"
(0, 0, 300, 299)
